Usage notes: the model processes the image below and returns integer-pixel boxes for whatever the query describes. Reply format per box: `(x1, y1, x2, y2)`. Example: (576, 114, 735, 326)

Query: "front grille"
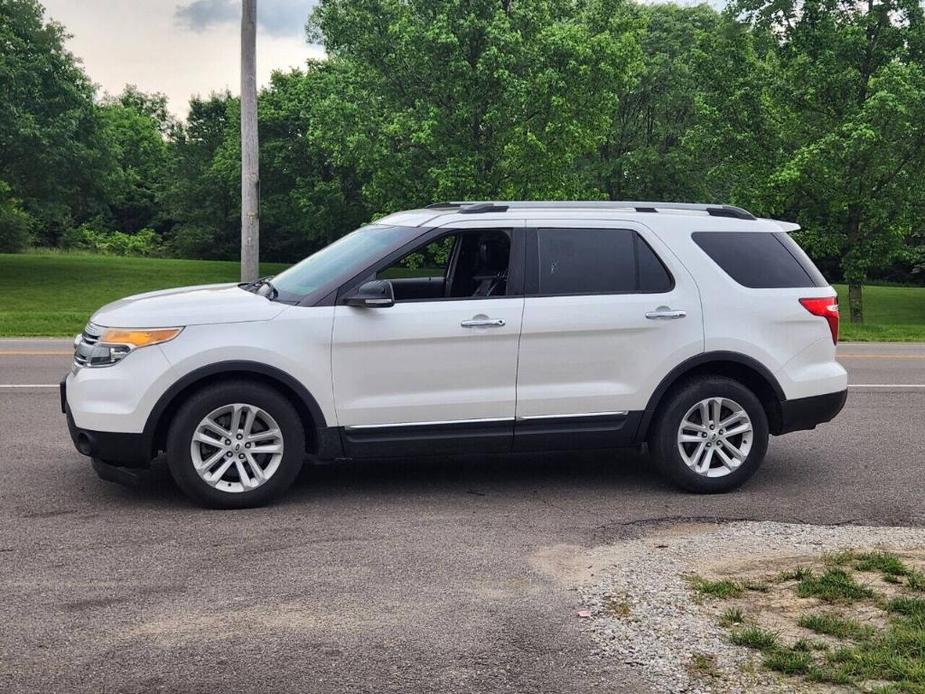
(73, 323, 103, 367)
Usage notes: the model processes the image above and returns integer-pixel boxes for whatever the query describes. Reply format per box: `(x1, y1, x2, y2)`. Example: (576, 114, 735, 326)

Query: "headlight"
(74, 325, 183, 368)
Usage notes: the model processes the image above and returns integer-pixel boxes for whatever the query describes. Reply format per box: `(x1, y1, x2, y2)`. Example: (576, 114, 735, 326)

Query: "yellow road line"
(0, 350, 72, 356)
(838, 354, 925, 360)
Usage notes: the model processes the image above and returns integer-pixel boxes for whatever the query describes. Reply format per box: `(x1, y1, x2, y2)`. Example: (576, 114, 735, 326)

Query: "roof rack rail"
(457, 203, 509, 214)
(429, 200, 756, 220)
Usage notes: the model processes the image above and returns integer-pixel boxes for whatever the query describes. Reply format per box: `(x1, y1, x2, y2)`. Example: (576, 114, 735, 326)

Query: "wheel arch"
(144, 361, 335, 459)
(636, 351, 786, 441)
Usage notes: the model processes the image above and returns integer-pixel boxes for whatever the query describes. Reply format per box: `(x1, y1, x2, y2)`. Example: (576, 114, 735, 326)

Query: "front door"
(514, 221, 704, 450)
(332, 227, 524, 457)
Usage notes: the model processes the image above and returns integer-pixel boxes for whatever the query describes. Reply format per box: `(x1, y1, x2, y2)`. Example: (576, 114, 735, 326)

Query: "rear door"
(514, 220, 703, 450)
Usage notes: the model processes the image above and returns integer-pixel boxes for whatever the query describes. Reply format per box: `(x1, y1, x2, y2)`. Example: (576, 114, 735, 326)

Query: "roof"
(377, 201, 800, 232)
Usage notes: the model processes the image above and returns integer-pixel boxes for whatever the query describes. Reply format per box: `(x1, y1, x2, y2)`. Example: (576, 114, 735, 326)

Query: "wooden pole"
(240, 0, 259, 282)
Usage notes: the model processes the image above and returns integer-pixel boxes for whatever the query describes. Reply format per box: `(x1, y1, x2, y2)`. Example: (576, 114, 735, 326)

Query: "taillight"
(799, 297, 839, 345)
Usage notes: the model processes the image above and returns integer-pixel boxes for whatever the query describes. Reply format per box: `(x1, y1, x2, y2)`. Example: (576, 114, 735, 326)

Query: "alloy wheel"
(190, 403, 284, 493)
(676, 397, 753, 478)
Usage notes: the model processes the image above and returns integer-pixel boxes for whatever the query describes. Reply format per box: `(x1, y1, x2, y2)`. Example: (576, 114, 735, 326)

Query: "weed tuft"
(719, 607, 746, 627)
(796, 568, 875, 604)
(688, 652, 720, 679)
(798, 612, 875, 641)
(730, 626, 778, 651)
(689, 575, 743, 599)
(853, 551, 910, 577)
(888, 596, 925, 619)
(779, 566, 813, 582)
(905, 569, 925, 593)
(763, 648, 814, 676)
(824, 549, 857, 567)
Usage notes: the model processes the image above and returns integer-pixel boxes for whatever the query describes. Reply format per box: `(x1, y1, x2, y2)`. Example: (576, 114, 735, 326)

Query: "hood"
(91, 283, 287, 329)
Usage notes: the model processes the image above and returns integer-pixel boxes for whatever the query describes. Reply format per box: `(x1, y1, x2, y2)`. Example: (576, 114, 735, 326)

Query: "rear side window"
(534, 228, 673, 295)
(692, 231, 827, 288)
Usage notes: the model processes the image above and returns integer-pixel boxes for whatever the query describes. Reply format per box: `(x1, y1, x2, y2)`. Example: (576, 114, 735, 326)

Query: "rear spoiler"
(762, 218, 801, 233)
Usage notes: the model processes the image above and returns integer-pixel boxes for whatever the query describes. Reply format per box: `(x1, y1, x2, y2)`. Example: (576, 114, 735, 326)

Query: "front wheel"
(649, 376, 769, 493)
(166, 381, 305, 508)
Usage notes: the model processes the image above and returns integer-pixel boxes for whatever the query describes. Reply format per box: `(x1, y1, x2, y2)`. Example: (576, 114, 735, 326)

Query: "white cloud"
(175, 0, 317, 37)
(42, 0, 324, 118)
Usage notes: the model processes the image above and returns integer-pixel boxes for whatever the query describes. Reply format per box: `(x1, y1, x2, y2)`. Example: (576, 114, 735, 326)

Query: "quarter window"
(535, 228, 673, 295)
(692, 231, 827, 288)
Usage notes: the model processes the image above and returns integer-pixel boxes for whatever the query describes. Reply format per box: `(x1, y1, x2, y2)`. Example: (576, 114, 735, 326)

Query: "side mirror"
(345, 279, 395, 308)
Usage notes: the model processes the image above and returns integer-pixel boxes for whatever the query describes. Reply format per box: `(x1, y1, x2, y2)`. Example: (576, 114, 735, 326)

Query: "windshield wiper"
(240, 276, 278, 300)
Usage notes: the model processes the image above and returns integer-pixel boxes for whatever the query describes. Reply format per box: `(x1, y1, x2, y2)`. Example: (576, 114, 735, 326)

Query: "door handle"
(461, 317, 506, 328)
(645, 308, 687, 320)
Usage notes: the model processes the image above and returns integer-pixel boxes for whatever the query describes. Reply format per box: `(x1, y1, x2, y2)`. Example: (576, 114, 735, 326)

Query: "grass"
(0, 253, 290, 336)
(688, 652, 721, 679)
(1, 252, 923, 337)
(779, 566, 814, 582)
(763, 648, 815, 676)
(689, 575, 744, 599)
(907, 570, 925, 593)
(730, 626, 779, 651)
(853, 551, 911, 578)
(720, 607, 747, 627)
(833, 284, 925, 342)
(715, 552, 925, 691)
(798, 612, 876, 640)
(796, 568, 875, 604)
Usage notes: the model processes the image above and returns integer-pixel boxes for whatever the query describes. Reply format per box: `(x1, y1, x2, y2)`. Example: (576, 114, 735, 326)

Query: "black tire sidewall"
(166, 381, 305, 508)
(651, 376, 769, 493)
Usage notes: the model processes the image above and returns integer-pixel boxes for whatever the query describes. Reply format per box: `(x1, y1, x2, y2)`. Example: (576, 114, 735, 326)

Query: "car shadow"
(286, 447, 665, 500)
(119, 446, 667, 508)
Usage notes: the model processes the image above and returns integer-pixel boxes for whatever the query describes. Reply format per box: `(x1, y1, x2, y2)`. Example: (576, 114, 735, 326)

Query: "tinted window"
(535, 228, 673, 295)
(272, 224, 421, 301)
(774, 232, 828, 286)
(637, 235, 674, 292)
(692, 231, 826, 288)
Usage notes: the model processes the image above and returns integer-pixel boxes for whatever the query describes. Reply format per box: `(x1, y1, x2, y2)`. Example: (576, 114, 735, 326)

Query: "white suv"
(63, 201, 848, 508)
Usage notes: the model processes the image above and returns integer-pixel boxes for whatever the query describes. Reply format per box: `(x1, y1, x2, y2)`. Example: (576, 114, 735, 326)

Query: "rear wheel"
(649, 376, 769, 493)
(166, 381, 305, 508)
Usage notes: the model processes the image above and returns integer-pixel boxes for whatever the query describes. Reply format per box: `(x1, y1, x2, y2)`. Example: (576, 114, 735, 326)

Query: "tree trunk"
(848, 283, 863, 324)
(240, 0, 259, 283)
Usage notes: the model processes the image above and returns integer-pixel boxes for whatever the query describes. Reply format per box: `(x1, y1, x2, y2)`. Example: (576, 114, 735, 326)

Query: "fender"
(635, 351, 785, 441)
(143, 360, 338, 458)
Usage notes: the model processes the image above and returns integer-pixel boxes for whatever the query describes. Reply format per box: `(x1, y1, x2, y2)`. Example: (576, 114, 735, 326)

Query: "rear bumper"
(777, 388, 847, 435)
(63, 377, 150, 468)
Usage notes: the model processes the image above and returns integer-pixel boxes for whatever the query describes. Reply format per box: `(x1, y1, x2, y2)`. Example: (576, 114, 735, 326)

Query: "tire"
(649, 375, 769, 493)
(166, 380, 305, 508)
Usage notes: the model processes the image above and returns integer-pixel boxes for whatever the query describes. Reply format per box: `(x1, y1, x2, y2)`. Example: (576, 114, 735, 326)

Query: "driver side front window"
(376, 230, 511, 302)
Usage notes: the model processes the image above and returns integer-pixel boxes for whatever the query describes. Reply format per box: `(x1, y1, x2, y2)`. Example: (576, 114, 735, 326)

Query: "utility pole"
(240, 0, 259, 282)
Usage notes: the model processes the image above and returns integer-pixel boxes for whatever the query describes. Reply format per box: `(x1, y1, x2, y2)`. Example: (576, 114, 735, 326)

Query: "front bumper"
(62, 377, 150, 468)
(777, 388, 848, 435)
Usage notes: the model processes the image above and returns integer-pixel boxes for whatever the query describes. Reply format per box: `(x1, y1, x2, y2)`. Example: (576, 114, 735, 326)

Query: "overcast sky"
(42, 0, 323, 118)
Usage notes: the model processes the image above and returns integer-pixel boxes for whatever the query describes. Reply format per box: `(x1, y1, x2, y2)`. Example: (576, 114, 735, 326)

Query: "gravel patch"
(568, 521, 925, 694)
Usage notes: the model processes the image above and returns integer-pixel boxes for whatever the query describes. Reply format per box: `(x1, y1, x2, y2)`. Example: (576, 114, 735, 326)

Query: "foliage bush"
(166, 224, 222, 260)
(0, 181, 33, 253)
(61, 225, 162, 257)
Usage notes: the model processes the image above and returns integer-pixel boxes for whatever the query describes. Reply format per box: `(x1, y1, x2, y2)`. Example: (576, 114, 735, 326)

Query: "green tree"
(590, 3, 721, 201)
(0, 0, 109, 242)
(97, 87, 171, 234)
(0, 180, 33, 252)
(736, 0, 925, 322)
(308, 0, 641, 211)
(161, 93, 240, 258)
(256, 67, 369, 259)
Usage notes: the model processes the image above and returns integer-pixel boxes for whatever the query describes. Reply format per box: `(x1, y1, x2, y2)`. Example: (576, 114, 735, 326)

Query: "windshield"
(270, 224, 423, 302)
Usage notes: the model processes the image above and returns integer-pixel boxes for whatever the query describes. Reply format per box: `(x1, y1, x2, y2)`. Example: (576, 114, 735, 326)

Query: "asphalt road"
(1, 340, 923, 693)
